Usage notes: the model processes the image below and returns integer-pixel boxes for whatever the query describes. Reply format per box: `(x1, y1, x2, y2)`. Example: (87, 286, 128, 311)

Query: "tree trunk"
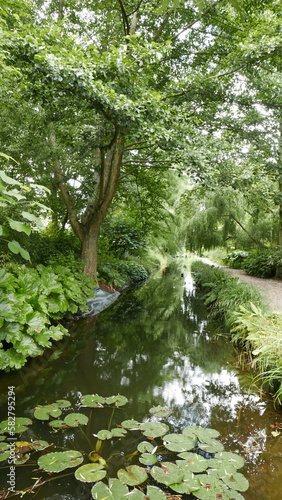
(278, 119, 282, 246)
(81, 129, 124, 278)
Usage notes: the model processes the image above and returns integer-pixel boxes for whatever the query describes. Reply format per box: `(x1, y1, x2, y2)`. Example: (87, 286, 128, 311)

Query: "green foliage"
(0, 263, 94, 370)
(0, 163, 50, 262)
(0, 393, 248, 499)
(98, 257, 148, 288)
(243, 249, 276, 278)
(222, 251, 249, 269)
(191, 260, 282, 403)
(100, 217, 146, 258)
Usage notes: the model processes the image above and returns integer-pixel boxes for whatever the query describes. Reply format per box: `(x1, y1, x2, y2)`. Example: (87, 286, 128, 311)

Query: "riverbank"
(191, 259, 282, 405)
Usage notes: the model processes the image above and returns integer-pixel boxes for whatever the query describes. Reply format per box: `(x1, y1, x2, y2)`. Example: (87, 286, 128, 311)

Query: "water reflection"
(0, 261, 281, 499)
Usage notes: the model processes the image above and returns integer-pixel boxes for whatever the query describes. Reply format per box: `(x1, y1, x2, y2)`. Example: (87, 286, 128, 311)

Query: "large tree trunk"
(81, 129, 124, 278)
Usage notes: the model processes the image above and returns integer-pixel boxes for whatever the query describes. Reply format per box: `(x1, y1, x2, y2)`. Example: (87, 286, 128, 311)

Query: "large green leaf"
(121, 419, 140, 430)
(169, 468, 201, 494)
(105, 395, 128, 407)
(139, 452, 158, 465)
(137, 441, 155, 453)
(91, 479, 129, 499)
(149, 405, 172, 418)
(38, 450, 83, 472)
(213, 452, 245, 470)
(0, 417, 32, 434)
(150, 463, 184, 486)
(81, 394, 106, 407)
(0, 443, 10, 462)
(34, 404, 62, 420)
(221, 472, 249, 492)
(8, 240, 30, 261)
(163, 433, 195, 452)
(75, 463, 107, 482)
(64, 413, 89, 427)
(140, 422, 169, 439)
(194, 474, 231, 500)
(117, 465, 147, 486)
(177, 452, 209, 472)
(146, 486, 167, 499)
(8, 219, 31, 235)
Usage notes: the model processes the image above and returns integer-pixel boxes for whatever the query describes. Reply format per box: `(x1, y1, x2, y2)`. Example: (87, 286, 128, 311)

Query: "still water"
(0, 261, 281, 499)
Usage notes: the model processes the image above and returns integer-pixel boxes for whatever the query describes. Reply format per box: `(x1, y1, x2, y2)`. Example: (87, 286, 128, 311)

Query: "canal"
(0, 260, 281, 499)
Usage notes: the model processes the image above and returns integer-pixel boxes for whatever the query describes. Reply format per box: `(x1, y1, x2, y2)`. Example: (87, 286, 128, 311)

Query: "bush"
(98, 257, 148, 288)
(0, 263, 95, 370)
(222, 250, 249, 269)
(243, 249, 276, 278)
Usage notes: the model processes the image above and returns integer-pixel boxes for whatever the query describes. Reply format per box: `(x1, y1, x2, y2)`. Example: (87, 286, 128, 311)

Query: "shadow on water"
(0, 260, 281, 499)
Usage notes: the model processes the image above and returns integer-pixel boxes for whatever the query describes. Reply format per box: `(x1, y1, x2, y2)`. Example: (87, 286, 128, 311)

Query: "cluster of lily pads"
(0, 394, 249, 499)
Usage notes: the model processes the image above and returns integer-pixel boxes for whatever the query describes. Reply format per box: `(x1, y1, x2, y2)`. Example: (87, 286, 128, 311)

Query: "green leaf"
(163, 433, 196, 452)
(0, 417, 32, 434)
(38, 450, 83, 472)
(117, 465, 147, 486)
(140, 422, 169, 439)
(34, 404, 62, 421)
(146, 486, 167, 500)
(75, 463, 107, 483)
(31, 440, 50, 451)
(64, 413, 89, 427)
(8, 219, 31, 235)
(0, 443, 10, 462)
(0, 170, 20, 185)
(96, 429, 113, 440)
(8, 240, 30, 261)
(54, 399, 71, 408)
(105, 395, 128, 407)
(49, 419, 68, 429)
(81, 394, 106, 407)
(176, 452, 209, 472)
(137, 441, 155, 453)
(91, 479, 129, 500)
(221, 472, 249, 492)
(0, 225, 10, 237)
(121, 419, 140, 430)
(213, 451, 245, 470)
(125, 490, 145, 499)
(110, 427, 127, 437)
(150, 462, 184, 486)
(139, 453, 158, 465)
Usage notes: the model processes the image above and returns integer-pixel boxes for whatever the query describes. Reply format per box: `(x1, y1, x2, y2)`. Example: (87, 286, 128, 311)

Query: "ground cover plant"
(0, 263, 94, 370)
(0, 393, 249, 499)
(191, 260, 282, 404)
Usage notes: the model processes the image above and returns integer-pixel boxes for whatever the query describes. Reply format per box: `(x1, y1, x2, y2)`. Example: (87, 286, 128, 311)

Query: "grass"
(191, 259, 282, 405)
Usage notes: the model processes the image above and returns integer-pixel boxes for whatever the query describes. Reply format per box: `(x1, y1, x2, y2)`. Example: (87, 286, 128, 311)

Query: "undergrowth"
(191, 260, 282, 404)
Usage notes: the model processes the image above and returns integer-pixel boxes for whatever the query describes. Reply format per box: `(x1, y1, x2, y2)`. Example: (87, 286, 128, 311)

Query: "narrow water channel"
(0, 260, 281, 499)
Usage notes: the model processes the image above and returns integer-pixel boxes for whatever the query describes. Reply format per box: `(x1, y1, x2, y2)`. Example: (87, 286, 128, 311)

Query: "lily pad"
(34, 404, 62, 421)
(146, 486, 167, 499)
(140, 422, 169, 439)
(105, 395, 128, 407)
(49, 419, 68, 429)
(197, 439, 224, 454)
(117, 465, 147, 486)
(163, 433, 195, 452)
(96, 429, 113, 440)
(150, 462, 184, 486)
(214, 452, 245, 470)
(183, 426, 220, 443)
(54, 399, 71, 408)
(75, 463, 107, 483)
(110, 427, 127, 437)
(14, 453, 30, 465)
(137, 441, 155, 453)
(91, 479, 129, 499)
(226, 490, 246, 500)
(81, 394, 106, 407)
(139, 453, 158, 465)
(149, 406, 172, 418)
(125, 490, 146, 499)
(177, 452, 209, 472)
(194, 474, 230, 500)
(64, 413, 89, 427)
(31, 440, 50, 451)
(221, 472, 249, 492)
(169, 469, 201, 494)
(0, 443, 10, 461)
(121, 419, 140, 430)
(38, 450, 83, 472)
(0, 417, 32, 434)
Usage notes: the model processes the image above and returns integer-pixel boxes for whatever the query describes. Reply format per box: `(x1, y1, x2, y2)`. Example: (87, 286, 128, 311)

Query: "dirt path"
(198, 258, 282, 313)
(225, 268, 282, 313)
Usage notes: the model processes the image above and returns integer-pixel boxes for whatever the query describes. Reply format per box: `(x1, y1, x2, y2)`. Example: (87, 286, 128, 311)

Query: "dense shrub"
(243, 249, 276, 278)
(222, 250, 249, 269)
(0, 263, 95, 370)
(98, 256, 148, 288)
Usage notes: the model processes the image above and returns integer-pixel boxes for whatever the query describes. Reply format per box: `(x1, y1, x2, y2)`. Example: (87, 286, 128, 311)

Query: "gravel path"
(198, 258, 282, 313)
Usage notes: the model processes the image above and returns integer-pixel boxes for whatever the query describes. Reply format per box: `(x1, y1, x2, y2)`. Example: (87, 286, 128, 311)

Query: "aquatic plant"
(0, 393, 249, 499)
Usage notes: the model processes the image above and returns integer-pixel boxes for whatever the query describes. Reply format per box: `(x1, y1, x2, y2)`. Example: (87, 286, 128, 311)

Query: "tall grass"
(191, 260, 282, 404)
